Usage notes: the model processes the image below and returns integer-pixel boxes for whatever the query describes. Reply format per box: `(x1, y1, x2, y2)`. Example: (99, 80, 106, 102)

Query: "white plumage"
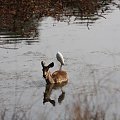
(56, 52, 64, 67)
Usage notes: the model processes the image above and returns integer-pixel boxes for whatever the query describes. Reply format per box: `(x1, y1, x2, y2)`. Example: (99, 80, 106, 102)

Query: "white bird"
(56, 51, 64, 70)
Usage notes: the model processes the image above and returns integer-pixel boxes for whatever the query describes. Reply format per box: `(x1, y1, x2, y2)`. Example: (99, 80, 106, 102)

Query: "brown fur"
(52, 70, 68, 83)
(41, 61, 68, 84)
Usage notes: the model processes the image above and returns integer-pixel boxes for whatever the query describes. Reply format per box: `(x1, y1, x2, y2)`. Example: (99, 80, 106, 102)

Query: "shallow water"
(0, 1, 120, 120)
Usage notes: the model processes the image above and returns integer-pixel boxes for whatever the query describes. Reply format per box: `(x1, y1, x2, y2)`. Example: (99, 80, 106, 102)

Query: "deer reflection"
(43, 83, 67, 106)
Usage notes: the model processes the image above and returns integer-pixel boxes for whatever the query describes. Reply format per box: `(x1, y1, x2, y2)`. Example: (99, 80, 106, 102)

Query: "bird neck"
(59, 64, 62, 71)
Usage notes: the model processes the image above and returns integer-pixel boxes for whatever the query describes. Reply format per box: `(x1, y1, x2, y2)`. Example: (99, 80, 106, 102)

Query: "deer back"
(52, 70, 68, 84)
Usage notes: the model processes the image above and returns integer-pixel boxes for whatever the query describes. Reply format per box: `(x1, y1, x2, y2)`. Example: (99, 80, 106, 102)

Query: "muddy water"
(0, 3, 120, 120)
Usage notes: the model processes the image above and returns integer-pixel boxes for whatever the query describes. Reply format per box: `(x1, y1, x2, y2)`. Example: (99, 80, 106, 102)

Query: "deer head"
(41, 61, 54, 84)
(41, 61, 68, 84)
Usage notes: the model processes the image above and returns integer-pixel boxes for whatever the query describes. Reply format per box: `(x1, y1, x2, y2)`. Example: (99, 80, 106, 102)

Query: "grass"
(1, 65, 120, 120)
(0, 87, 120, 120)
(64, 91, 120, 120)
(66, 96, 106, 120)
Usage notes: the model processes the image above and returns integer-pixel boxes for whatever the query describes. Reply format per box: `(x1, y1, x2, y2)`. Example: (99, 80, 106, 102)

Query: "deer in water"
(41, 61, 68, 84)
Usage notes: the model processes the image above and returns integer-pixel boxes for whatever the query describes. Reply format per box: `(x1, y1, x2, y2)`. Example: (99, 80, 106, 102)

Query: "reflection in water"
(0, 0, 119, 40)
(43, 83, 67, 106)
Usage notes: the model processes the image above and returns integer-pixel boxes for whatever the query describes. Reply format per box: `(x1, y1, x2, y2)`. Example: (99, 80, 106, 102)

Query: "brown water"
(0, 1, 120, 120)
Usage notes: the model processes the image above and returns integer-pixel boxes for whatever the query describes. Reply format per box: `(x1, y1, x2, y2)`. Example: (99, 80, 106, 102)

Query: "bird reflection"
(43, 83, 67, 106)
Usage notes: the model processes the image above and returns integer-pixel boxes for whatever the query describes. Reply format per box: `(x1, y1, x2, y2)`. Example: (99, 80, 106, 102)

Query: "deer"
(41, 61, 68, 84)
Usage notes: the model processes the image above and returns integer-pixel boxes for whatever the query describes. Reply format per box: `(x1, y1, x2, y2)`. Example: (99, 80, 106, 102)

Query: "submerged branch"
(0, 46, 18, 49)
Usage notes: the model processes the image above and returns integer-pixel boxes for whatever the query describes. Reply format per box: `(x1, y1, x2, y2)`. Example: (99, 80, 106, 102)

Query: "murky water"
(0, 1, 120, 120)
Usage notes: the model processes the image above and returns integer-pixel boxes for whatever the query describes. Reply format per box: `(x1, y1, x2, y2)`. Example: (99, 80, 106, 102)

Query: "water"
(0, 1, 120, 120)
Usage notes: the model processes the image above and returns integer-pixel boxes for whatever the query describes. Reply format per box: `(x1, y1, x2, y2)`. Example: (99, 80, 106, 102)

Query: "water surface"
(0, 1, 120, 120)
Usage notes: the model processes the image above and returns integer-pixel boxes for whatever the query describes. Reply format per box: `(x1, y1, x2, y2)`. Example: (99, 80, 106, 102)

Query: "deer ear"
(41, 61, 45, 67)
(48, 62, 54, 68)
